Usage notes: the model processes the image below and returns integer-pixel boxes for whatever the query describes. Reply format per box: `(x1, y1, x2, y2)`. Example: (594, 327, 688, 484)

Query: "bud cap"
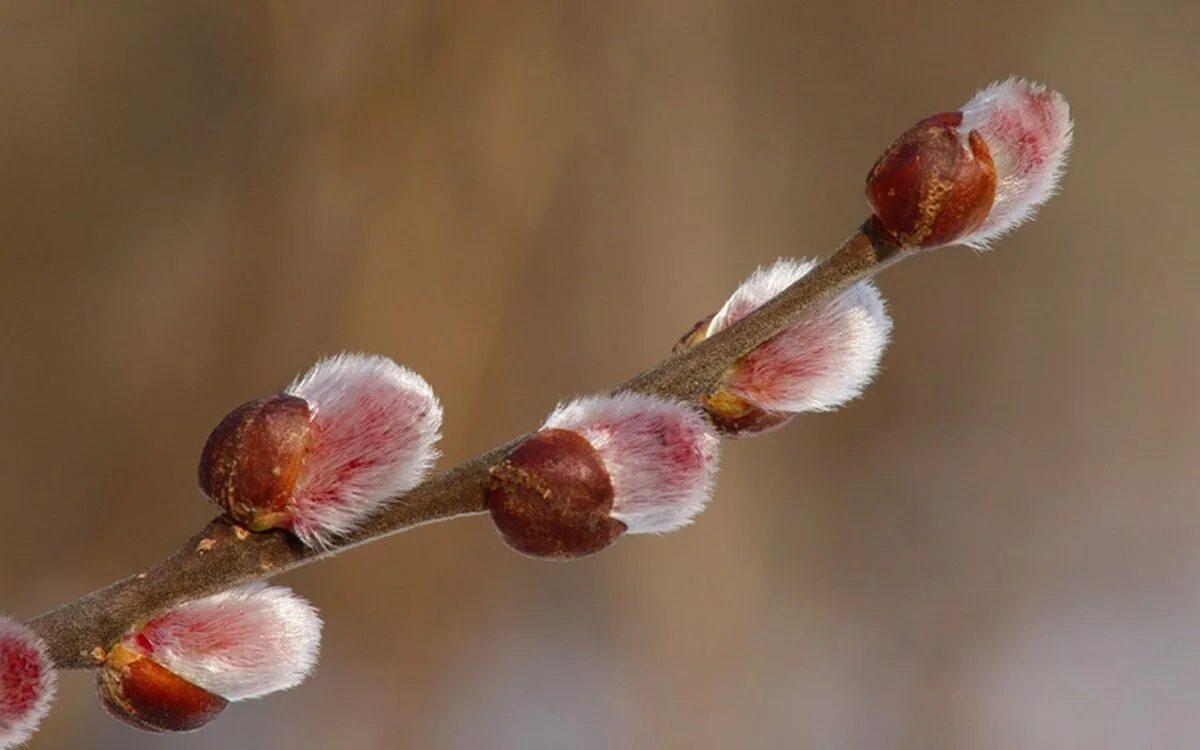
(866, 111, 996, 248)
(198, 395, 313, 532)
(543, 393, 720, 534)
(96, 643, 227, 733)
(488, 428, 624, 559)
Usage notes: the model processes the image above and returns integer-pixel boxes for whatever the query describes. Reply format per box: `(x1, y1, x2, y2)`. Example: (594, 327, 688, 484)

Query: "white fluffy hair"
(543, 393, 720, 534)
(135, 582, 322, 702)
(957, 77, 1073, 249)
(285, 353, 443, 548)
(707, 258, 892, 413)
(0, 618, 56, 750)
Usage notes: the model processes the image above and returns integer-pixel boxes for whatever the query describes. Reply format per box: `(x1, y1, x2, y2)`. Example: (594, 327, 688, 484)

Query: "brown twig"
(28, 218, 906, 669)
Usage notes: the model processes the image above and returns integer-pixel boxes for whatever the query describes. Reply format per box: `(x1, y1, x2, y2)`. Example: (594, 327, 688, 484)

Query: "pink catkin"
(707, 258, 892, 413)
(129, 582, 321, 702)
(0, 619, 55, 749)
(544, 393, 720, 534)
(284, 353, 443, 547)
(956, 78, 1073, 248)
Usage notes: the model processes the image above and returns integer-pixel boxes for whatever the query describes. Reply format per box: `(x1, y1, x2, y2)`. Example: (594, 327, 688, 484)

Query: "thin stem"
(28, 219, 904, 670)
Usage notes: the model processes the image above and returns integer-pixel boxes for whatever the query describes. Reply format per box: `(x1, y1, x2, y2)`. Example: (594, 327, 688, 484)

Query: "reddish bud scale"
(96, 644, 227, 733)
(866, 111, 997, 248)
(488, 429, 625, 559)
(700, 388, 794, 437)
(198, 395, 313, 532)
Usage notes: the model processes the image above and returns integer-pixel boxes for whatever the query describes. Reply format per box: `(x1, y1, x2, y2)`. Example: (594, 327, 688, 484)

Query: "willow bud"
(489, 393, 720, 559)
(866, 78, 1072, 250)
(96, 583, 321, 733)
(678, 258, 892, 435)
(199, 353, 443, 547)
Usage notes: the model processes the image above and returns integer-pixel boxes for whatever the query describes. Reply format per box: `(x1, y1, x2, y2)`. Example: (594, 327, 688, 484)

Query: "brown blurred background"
(1, 1, 1196, 748)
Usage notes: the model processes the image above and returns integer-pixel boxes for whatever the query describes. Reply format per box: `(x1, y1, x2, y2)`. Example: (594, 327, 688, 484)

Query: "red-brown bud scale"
(866, 111, 997, 248)
(198, 394, 313, 532)
(700, 387, 794, 437)
(488, 429, 625, 559)
(96, 644, 227, 733)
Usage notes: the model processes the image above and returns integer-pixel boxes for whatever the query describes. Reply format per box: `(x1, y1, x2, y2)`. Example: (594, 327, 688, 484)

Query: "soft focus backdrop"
(2, 2, 1196, 749)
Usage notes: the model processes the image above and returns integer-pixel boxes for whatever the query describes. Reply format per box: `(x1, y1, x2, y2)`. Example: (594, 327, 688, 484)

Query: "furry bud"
(955, 78, 1073, 248)
(96, 583, 322, 733)
(489, 393, 720, 558)
(199, 353, 443, 547)
(0, 618, 56, 749)
(679, 259, 892, 435)
(867, 78, 1071, 249)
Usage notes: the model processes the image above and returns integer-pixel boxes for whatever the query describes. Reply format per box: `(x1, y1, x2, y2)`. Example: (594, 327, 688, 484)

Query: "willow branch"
(28, 218, 905, 669)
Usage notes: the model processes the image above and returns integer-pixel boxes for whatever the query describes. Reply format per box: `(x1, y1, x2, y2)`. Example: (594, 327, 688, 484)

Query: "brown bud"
(866, 111, 997, 248)
(487, 428, 625, 559)
(701, 388, 794, 437)
(197, 394, 313, 531)
(96, 643, 227, 733)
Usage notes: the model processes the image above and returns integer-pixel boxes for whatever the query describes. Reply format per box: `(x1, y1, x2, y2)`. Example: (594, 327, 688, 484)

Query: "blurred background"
(1, 1, 1196, 748)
